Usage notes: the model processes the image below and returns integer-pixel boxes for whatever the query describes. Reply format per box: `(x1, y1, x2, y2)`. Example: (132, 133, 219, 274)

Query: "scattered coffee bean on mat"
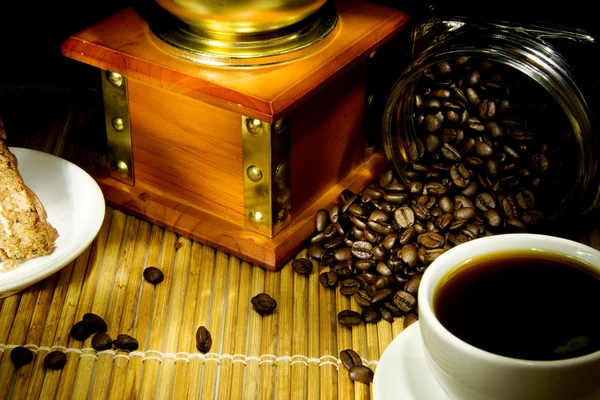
(143, 267, 164, 285)
(251, 293, 277, 315)
(112, 334, 139, 351)
(292, 258, 313, 276)
(44, 351, 67, 370)
(92, 333, 113, 351)
(10, 346, 33, 367)
(83, 313, 108, 333)
(348, 364, 374, 384)
(196, 326, 212, 353)
(70, 321, 92, 341)
(340, 349, 362, 370)
(337, 310, 363, 327)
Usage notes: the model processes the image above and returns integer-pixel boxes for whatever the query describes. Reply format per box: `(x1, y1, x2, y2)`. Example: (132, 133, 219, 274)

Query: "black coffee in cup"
(434, 250, 600, 361)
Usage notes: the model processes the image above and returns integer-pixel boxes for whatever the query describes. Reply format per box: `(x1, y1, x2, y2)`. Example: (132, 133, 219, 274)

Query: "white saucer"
(0, 148, 105, 298)
(373, 321, 451, 400)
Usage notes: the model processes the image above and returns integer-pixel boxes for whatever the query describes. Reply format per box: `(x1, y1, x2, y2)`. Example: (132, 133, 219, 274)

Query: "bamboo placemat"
(0, 207, 409, 399)
(2, 86, 600, 400)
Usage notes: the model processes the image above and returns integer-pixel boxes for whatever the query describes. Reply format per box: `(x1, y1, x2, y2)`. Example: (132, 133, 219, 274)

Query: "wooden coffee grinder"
(61, 0, 409, 269)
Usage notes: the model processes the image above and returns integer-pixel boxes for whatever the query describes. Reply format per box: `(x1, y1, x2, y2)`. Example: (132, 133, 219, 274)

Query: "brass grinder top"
(146, 0, 338, 66)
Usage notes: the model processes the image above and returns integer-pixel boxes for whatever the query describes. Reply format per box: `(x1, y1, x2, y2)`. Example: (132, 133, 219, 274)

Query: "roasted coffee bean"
(475, 193, 496, 211)
(437, 196, 453, 213)
(337, 310, 363, 327)
(44, 351, 67, 370)
(348, 365, 374, 384)
(340, 278, 361, 296)
(329, 204, 340, 224)
(441, 143, 462, 162)
(399, 226, 417, 245)
(355, 259, 375, 271)
(364, 187, 384, 200)
(408, 139, 426, 161)
(487, 121, 504, 137)
(465, 87, 480, 106)
(475, 142, 494, 158)
(383, 192, 408, 204)
(412, 204, 430, 221)
(478, 99, 496, 119)
(367, 220, 396, 235)
(404, 274, 422, 294)
(484, 209, 503, 228)
(196, 326, 212, 353)
(387, 257, 403, 272)
(462, 224, 482, 239)
(339, 189, 355, 204)
(251, 293, 277, 315)
(376, 262, 392, 277)
(81, 313, 107, 333)
(340, 349, 363, 370)
(516, 189, 535, 209)
(450, 163, 470, 188)
(292, 258, 313, 275)
(351, 241, 374, 259)
(448, 219, 467, 231)
(315, 209, 329, 232)
(454, 207, 476, 222)
(511, 129, 534, 141)
(354, 290, 372, 307)
(461, 181, 478, 197)
(424, 182, 448, 196)
(113, 334, 139, 351)
(310, 232, 326, 244)
(442, 127, 457, 143)
(374, 275, 396, 290)
(393, 290, 417, 313)
(324, 236, 344, 250)
(382, 234, 399, 250)
(379, 306, 395, 323)
(420, 248, 446, 265)
(10, 346, 33, 367)
(417, 232, 443, 249)
(501, 195, 518, 218)
(435, 213, 453, 230)
(423, 114, 442, 132)
(506, 217, 527, 230)
(308, 244, 325, 260)
(394, 205, 415, 229)
(319, 271, 338, 288)
(70, 321, 92, 341)
(143, 267, 164, 285)
(430, 207, 443, 218)
(361, 306, 382, 324)
(414, 223, 426, 234)
(407, 181, 423, 194)
(92, 333, 113, 351)
(486, 159, 500, 177)
(404, 313, 419, 329)
(523, 209, 544, 225)
(379, 170, 394, 188)
(424, 133, 441, 153)
(371, 288, 395, 304)
(432, 89, 451, 99)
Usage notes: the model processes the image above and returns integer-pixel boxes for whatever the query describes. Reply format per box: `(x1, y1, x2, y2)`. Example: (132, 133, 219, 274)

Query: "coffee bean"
(424, 133, 441, 153)
(354, 290, 372, 307)
(484, 209, 503, 228)
(83, 313, 108, 333)
(420, 248, 446, 265)
(394, 205, 415, 229)
(379, 306, 394, 323)
(407, 181, 423, 194)
(404, 275, 422, 294)
(196, 326, 212, 353)
(522, 209, 544, 225)
(351, 241, 373, 260)
(478, 99, 496, 119)
(516, 189, 535, 209)
(408, 139, 425, 161)
(340, 279, 360, 296)
(424, 182, 447, 196)
(143, 267, 164, 285)
(92, 333, 113, 351)
(315, 209, 329, 232)
(475, 142, 494, 158)
(292, 258, 313, 275)
(501, 195, 518, 218)
(474, 193, 496, 211)
(308, 244, 325, 260)
(319, 271, 338, 288)
(393, 290, 417, 313)
(379, 170, 394, 188)
(113, 334, 139, 351)
(329, 204, 340, 224)
(371, 288, 395, 304)
(340, 349, 363, 370)
(348, 365, 374, 384)
(251, 293, 277, 315)
(454, 207, 476, 222)
(44, 351, 67, 370)
(423, 115, 442, 132)
(10, 346, 33, 367)
(361, 306, 382, 324)
(450, 163, 471, 188)
(418, 232, 445, 249)
(367, 220, 396, 235)
(487, 121, 504, 137)
(70, 321, 92, 341)
(337, 310, 363, 327)
(466, 87, 480, 106)
(376, 262, 392, 277)
(399, 226, 417, 245)
(441, 143, 462, 162)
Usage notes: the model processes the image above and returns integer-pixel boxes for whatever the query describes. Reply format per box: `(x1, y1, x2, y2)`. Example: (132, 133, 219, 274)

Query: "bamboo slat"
(318, 264, 338, 400)
(336, 287, 354, 400)
(275, 258, 294, 400)
(290, 250, 310, 400)
(243, 265, 265, 399)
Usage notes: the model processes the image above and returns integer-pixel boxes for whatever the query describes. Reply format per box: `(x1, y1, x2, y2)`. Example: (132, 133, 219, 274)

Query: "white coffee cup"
(418, 233, 600, 400)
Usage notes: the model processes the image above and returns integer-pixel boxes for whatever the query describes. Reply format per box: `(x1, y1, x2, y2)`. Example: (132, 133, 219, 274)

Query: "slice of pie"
(0, 118, 58, 268)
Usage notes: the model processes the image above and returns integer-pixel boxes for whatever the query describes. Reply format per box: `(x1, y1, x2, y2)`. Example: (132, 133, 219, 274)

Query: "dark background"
(0, 1, 131, 90)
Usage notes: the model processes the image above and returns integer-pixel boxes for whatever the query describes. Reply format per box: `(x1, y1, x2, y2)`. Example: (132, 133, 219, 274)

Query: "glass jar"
(382, 15, 600, 227)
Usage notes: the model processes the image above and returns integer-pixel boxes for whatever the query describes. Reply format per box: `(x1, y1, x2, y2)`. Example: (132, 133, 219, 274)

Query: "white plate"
(373, 322, 451, 400)
(0, 148, 105, 298)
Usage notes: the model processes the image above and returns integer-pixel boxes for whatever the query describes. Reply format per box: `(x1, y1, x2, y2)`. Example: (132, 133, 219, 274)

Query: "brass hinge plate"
(101, 70, 134, 185)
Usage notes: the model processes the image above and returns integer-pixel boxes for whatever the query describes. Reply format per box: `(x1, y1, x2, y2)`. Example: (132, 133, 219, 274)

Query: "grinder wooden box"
(61, 0, 409, 270)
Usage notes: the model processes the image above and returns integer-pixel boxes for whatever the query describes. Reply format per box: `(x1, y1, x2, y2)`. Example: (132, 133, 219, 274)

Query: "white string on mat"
(0, 343, 379, 367)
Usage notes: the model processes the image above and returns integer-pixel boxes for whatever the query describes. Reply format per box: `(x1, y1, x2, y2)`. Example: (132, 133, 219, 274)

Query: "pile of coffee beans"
(407, 57, 576, 222)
